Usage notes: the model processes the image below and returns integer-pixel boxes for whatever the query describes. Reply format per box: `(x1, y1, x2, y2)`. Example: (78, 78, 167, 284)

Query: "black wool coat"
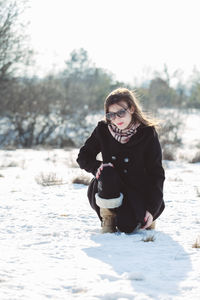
(77, 121, 165, 222)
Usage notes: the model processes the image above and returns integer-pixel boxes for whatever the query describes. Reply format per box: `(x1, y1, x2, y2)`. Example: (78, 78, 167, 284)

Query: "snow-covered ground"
(0, 112, 200, 300)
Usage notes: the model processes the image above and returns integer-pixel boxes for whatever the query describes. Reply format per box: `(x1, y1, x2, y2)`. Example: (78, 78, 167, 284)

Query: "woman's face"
(107, 101, 134, 130)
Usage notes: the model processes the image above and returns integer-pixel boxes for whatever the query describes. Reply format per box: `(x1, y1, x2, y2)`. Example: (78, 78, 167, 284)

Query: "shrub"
(72, 175, 91, 186)
(196, 188, 200, 197)
(159, 119, 182, 148)
(35, 172, 64, 186)
(190, 151, 200, 163)
(162, 148, 175, 161)
(157, 109, 183, 161)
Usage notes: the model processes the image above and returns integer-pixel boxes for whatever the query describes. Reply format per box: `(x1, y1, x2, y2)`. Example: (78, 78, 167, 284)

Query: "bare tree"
(2, 77, 64, 147)
(0, 0, 31, 81)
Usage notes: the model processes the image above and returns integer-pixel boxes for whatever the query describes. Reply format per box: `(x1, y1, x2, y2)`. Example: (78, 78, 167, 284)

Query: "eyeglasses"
(106, 108, 127, 121)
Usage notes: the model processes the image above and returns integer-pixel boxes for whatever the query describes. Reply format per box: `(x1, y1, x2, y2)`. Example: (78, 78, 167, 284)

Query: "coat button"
(124, 158, 129, 163)
(111, 156, 116, 160)
(124, 169, 128, 173)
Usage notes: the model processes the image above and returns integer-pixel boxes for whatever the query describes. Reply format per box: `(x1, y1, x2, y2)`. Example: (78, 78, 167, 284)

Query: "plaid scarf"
(108, 122, 140, 144)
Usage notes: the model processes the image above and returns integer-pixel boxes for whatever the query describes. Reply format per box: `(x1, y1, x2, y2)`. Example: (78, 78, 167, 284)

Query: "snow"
(0, 116, 200, 299)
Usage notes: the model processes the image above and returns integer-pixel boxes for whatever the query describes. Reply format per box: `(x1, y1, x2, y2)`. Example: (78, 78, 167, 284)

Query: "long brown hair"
(104, 87, 158, 127)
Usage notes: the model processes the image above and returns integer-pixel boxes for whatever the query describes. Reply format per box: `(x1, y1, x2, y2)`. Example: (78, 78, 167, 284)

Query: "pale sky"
(27, 0, 200, 85)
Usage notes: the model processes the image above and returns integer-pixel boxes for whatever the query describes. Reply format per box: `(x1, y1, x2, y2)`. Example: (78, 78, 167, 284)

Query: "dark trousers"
(87, 166, 140, 233)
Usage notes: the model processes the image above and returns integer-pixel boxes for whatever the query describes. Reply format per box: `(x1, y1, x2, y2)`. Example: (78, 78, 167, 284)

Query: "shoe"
(100, 208, 117, 233)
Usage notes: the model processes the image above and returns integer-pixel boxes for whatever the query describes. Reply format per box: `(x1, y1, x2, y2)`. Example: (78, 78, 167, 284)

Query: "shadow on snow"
(83, 230, 191, 299)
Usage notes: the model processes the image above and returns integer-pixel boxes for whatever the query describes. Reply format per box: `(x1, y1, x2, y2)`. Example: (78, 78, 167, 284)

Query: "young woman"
(77, 88, 165, 233)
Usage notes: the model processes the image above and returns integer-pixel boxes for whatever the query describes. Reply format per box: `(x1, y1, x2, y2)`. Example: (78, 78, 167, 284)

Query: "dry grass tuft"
(142, 235, 156, 242)
(190, 151, 200, 163)
(67, 153, 79, 168)
(0, 160, 25, 169)
(35, 172, 64, 186)
(162, 148, 175, 161)
(192, 237, 200, 249)
(0, 161, 18, 168)
(72, 175, 91, 186)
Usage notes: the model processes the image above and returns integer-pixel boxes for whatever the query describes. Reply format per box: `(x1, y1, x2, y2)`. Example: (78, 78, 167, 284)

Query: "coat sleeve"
(144, 128, 165, 217)
(76, 126, 102, 176)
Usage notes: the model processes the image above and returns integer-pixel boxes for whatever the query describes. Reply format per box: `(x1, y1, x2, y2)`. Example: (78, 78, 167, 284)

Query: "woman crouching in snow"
(77, 88, 165, 233)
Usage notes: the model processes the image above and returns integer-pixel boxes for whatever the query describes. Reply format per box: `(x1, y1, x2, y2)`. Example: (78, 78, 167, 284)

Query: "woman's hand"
(96, 163, 113, 179)
(142, 211, 153, 229)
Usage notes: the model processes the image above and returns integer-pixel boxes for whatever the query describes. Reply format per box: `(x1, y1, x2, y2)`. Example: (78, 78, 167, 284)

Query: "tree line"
(0, 0, 200, 149)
